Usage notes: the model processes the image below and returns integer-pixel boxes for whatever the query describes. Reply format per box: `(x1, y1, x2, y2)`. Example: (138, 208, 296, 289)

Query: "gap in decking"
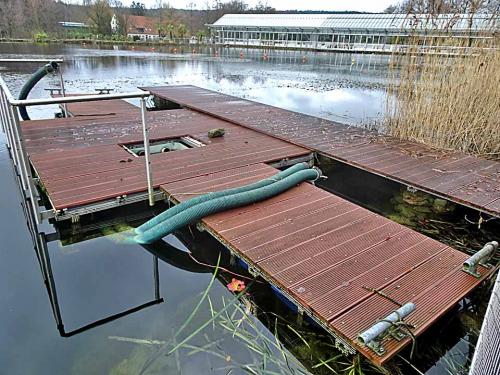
(314, 154, 500, 259)
(150, 96, 182, 111)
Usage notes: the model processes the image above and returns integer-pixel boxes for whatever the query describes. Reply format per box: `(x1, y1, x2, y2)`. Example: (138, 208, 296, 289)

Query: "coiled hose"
(18, 61, 59, 121)
(135, 162, 310, 234)
(134, 167, 321, 244)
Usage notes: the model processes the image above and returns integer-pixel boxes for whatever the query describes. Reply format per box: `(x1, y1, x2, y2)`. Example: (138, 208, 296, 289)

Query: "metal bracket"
(40, 209, 56, 221)
(367, 339, 386, 355)
(248, 265, 259, 278)
(463, 241, 499, 278)
(357, 302, 416, 356)
(406, 185, 418, 193)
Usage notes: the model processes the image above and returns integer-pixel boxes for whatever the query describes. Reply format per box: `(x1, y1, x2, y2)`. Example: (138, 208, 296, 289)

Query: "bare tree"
(0, 0, 24, 37)
(88, 0, 113, 35)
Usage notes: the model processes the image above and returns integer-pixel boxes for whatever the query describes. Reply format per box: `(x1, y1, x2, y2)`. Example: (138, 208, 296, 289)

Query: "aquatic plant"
(227, 278, 246, 292)
(33, 31, 49, 42)
(385, 12, 499, 159)
(134, 253, 400, 375)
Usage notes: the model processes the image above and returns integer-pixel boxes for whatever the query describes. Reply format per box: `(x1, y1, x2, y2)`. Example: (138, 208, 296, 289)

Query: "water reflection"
(36, 232, 164, 338)
(0, 43, 389, 126)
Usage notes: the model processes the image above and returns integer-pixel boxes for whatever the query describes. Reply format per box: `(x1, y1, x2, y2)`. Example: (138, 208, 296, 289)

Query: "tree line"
(0, 0, 278, 39)
(2, 0, 496, 40)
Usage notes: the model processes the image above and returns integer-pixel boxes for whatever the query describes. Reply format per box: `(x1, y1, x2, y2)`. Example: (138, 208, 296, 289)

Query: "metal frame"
(0, 60, 154, 224)
(29, 211, 163, 337)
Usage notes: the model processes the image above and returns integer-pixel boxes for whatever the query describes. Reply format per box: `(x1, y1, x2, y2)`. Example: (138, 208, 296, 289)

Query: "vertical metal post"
(3, 92, 22, 173)
(38, 232, 64, 330)
(1, 90, 12, 148)
(57, 65, 68, 118)
(9, 104, 42, 223)
(9, 104, 29, 190)
(0, 88, 6, 134)
(153, 255, 160, 300)
(140, 97, 154, 206)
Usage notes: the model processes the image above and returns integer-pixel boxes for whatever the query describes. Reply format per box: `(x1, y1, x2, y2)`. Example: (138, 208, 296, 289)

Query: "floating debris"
(227, 278, 245, 292)
(108, 335, 166, 346)
(388, 188, 455, 227)
(208, 128, 225, 138)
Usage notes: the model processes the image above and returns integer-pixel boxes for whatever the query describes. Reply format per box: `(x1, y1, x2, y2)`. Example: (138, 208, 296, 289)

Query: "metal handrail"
(0, 71, 155, 225)
(0, 58, 65, 63)
(11, 91, 150, 106)
(0, 75, 16, 102)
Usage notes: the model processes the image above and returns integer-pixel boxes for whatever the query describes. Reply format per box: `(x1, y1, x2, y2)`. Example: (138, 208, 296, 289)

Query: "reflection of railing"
(20, 185, 164, 337)
(0, 61, 155, 224)
(35, 229, 163, 337)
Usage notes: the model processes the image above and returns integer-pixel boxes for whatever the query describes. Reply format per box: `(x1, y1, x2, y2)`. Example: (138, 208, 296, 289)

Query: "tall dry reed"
(385, 37, 500, 160)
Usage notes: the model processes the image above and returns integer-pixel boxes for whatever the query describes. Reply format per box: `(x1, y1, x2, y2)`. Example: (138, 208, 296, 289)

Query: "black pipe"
(18, 61, 59, 121)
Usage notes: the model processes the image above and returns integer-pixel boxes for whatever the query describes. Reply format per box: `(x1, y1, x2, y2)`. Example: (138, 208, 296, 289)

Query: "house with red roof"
(111, 14, 160, 40)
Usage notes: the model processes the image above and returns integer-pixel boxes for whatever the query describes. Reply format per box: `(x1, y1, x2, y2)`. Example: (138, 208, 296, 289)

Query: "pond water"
(0, 43, 493, 375)
(0, 43, 389, 125)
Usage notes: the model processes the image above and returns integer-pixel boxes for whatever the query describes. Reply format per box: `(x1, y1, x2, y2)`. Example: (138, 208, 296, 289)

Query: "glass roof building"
(208, 13, 498, 54)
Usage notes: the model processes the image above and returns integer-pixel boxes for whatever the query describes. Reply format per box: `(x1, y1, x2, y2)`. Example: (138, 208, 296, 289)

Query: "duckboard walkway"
(22, 107, 310, 211)
(144, 85, 500, 218)
(17, 94, 494, 365)
(160, 162, 492, 365)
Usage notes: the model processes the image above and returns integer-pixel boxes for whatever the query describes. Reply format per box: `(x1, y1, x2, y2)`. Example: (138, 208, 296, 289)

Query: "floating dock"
(22, 105, 310, 213)
(2, 84, 497, 366)
(143, 85, 500, 219)
(161, 162, 492, 364)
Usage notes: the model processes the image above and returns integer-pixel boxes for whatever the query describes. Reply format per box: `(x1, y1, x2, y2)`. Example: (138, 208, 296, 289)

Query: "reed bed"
(385, 37, 500, 160)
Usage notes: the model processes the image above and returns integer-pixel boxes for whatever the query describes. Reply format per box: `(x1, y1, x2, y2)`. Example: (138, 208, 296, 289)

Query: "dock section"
(13, 92, 496, 366)
(21, 106, 310, 212)
(160, 162, 492, 365)
(144, 85, 500, 218)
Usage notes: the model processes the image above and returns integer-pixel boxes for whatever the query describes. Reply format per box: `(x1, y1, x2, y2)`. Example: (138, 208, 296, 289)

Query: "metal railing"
(469, 271, 500, 375)
(0, 59, 154, 224)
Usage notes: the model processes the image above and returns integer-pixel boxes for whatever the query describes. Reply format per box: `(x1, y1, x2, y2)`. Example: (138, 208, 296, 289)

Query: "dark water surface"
(0, 43, 388, 125)
(0, 43, 492, 375)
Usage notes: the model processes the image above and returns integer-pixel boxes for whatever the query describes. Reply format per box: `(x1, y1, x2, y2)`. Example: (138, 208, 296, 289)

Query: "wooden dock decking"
(22, 108, 309, 210)
(144, 85, 500, 218)
(160, 162, 492, 365)
(16, 90, 497, 365)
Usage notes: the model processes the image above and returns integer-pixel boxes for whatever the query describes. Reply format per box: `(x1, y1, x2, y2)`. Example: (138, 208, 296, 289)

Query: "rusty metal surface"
(160, 162, 494, 365)
(145, 85, 500, 218)
(21, 105, 309, 210)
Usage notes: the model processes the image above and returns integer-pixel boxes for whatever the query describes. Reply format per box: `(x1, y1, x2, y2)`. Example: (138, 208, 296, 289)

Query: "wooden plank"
(21, 106, 309, 210)
(159, 163, 494, 365)
(145, 85, 500, 218)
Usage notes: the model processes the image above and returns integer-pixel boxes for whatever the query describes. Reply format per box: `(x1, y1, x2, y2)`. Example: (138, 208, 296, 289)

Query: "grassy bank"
(385, 37, 500, 160)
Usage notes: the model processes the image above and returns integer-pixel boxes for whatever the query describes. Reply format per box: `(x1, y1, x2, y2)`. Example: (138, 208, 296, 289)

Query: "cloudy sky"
(124, 0, 397, 13)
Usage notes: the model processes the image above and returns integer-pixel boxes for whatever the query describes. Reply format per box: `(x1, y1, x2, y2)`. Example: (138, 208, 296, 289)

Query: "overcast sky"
(123, 0, 397, 13)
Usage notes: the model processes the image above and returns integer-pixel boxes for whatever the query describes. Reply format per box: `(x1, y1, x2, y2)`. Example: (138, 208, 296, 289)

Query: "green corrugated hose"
(18, 61, 59, 121)
(135, 162, 310, 234)
(134, 166, 321, 244)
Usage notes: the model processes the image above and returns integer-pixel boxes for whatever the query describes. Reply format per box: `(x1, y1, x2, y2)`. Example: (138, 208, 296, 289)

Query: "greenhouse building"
(208, 13, 497, 53)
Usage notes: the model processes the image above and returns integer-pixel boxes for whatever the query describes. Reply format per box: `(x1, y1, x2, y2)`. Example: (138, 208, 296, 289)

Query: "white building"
(208, 13, 497, 54)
